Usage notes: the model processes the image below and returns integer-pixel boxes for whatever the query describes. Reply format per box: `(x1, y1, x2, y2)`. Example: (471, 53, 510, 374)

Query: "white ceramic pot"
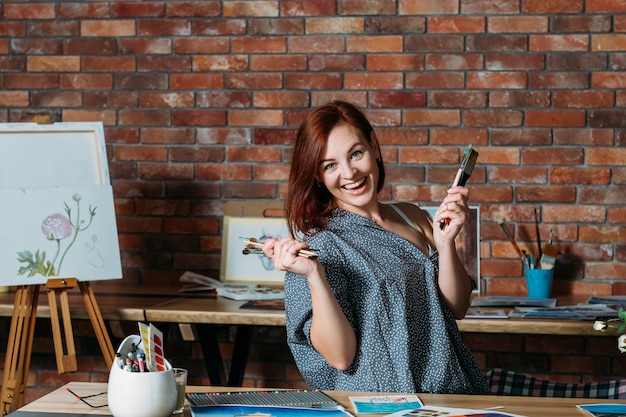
(107, 335, 177, 417)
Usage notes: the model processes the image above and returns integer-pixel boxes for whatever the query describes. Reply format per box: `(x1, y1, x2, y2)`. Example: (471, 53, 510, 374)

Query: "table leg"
(227, 325, 252, 386)
(197, 324, 227, 386)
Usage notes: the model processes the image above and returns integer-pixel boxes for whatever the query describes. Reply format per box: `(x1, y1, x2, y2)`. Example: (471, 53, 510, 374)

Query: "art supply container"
(108, 335, 177, 417)
(525, 267, 553, 299)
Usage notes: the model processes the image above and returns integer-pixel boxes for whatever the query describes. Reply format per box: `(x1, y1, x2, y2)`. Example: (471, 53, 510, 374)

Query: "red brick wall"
(2, 0, 626, 400)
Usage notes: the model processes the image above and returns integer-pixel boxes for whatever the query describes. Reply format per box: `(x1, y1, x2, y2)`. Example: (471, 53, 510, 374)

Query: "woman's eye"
(323, 162, 336, 171)
(352, 150, 364, 159)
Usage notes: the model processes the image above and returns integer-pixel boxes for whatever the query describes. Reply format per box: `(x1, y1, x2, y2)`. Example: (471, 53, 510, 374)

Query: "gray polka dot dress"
(285, 209, 490, 394)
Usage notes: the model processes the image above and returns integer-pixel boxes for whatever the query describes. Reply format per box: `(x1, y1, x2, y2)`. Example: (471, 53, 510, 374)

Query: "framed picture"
(423, 205, 480, 293)
(0, 122, 122, 286)
(220, 216, 290, 284)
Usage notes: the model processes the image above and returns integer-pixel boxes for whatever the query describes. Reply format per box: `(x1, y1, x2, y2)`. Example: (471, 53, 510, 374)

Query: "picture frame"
(220, 216, 290, 284)
(0, 122, 122, 286)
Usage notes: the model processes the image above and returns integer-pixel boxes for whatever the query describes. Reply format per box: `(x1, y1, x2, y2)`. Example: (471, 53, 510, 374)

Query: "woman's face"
(319, 123, 380, 213)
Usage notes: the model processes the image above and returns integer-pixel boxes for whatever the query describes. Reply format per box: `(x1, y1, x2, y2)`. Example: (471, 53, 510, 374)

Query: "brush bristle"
(460, 147, 478, 174)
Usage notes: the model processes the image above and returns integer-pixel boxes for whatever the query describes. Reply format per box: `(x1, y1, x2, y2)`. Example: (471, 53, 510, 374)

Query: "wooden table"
(13, 381, 626, 417)
(0, 283, 612, 388)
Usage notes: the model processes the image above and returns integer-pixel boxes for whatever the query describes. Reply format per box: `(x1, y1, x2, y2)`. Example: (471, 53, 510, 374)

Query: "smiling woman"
(258, 101, 489, 394)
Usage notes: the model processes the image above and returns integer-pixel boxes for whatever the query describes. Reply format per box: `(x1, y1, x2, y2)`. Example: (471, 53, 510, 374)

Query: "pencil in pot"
(440, 144, 479, 230)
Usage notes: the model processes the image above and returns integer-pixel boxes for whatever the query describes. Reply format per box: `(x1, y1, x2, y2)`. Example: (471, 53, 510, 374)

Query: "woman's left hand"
(434, 185, 470, 243)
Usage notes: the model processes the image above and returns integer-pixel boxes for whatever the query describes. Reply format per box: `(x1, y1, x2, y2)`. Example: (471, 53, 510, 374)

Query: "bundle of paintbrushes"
(241, 237, 318, 260)
(498, 209, 559, 270)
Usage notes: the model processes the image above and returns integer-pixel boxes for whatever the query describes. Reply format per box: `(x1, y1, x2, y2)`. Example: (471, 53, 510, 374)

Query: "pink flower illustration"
(41, 213, 72, 240)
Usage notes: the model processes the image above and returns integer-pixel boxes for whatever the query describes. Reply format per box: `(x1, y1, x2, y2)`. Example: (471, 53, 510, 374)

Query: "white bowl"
(107, 336, 177, 417)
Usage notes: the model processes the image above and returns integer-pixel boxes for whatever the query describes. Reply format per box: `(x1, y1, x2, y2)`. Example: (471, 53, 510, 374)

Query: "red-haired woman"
(262, 101, 489, 394)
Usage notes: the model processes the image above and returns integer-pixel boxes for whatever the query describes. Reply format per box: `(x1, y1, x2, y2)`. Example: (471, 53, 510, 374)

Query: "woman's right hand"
(261, 237, 320, 277)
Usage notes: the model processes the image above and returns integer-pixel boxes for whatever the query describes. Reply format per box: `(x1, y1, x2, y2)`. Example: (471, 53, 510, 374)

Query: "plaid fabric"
(487, 368, 626, 399)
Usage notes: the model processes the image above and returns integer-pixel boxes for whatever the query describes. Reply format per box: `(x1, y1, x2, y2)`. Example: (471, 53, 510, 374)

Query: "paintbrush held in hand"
(241, 237, 319, 260)
(440, 144, 479, 230)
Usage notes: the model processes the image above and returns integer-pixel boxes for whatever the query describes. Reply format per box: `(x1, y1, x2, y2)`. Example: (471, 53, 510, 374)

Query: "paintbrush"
(241, 237, 319, 260)
(498, 221, 526, 265)
(440, 144, 479, 230)
(534, 207, 542, 264)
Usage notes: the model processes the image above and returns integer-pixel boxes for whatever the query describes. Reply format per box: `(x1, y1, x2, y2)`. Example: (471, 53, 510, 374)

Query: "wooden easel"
(0, 278, 115, 415)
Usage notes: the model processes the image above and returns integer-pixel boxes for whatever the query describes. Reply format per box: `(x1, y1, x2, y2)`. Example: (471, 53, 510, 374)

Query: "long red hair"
(285, 101, 385, 237)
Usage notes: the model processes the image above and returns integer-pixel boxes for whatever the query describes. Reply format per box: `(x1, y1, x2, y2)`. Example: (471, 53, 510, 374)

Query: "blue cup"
(525, 267, 554, 299)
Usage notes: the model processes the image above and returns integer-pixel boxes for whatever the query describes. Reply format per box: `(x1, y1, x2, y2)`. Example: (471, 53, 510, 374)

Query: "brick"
(254, 128, 297, 145)
(525, 109, 586, 127)
(553, 128, 613, 146)
(194, 19, 247, 35)
(60, 74, 113, 89)
(400, 0, 458, 14)
(404, 110, 460, 127)
(365, 16, 425, 34)
(405, 35, 464, 52)
(466, 35, 527, 52)
(193, 55, 248, 72)
(289, 36, 345, 53)
(112, 2, 165, 17)
(172, 110, 227, 126)
(174, 37, 229, 54)
(81, 20, 136, 37)
(226, 73, 282, 90)
(170, 146, 225, 162)
(548, 53, 608, 70)
(309, 91, 367, 107)
(116, 73, 168, 90)
(530, 34, 589, 51)
(530, 72, 590, 89)
(516, 186, 577, 203)
(31, 91, 82, 108)
(281, 0, 336, 16)
(85, 91, 138, 108)
(0, 57, 26, 72)
(171, 74, 223, 89)
(486, 53, 545, 70)
(593, 34, 626, 51)
(224, 1, 278, 17)
(251, 55, 307, 71)
(344, 72, 403, 89)
(62, 109, 116, 125)
(118, 38, 172, 54)
(11, 39, 62, 55)
(140, 128, 195, 145)
(589, 110, 626, 127)
(309, 54, 365, 71)
(140, 92, 195, 108)
(425, 54, 481, 70)
(551, 15, 612, 33)
(138, 55, 190, 72)
(118, 109, 171, 126)
(232, 37, 287, 53)
(5, 3, 56, 19)
(523, 147, 584, 165)
(138, 19, 192, 36)
(59, 2, 110, 19)
(370, 91, 426, 108)
(306, 17, 364, 34)
(523, 0, 583, 13)
(551, 167, 611, 185)
(593, 72, 626, 88)
(464, 110, 524, 127)
(467, 72, 527, 89)
(223, 182, 279, 198)
(227, 146, 282, 163)
(490, 91, 551, 108)
(553, 91, 613, 108)
(0, 91, 28, 107)
(487, 167, 547, 184)
(429, 91, 488, 108)
(164, 218, 220, 235)
(27, 56, 80, 72)
(488, 16, 548, 33)
(249, 18, 304, 35)
(138, 164, 194, 180)
(430, 128, 488, 146)
(405, 72, 465, 89)
(165, 1, 222, 17)
(196, 91, 252, 108)
(29, 21, 79, 37)
(347, 35, 403, 52)
(428, 17, 486, 33)
(229, 110, 283, 126)
(83, 56, 136, 72)
(253, 91, 309, 108)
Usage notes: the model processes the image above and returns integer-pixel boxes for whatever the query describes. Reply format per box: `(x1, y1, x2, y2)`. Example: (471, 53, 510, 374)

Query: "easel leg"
(78, 281, 115, 368)
(47, 279, 78, 373)
(1, 285, 39, 415)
